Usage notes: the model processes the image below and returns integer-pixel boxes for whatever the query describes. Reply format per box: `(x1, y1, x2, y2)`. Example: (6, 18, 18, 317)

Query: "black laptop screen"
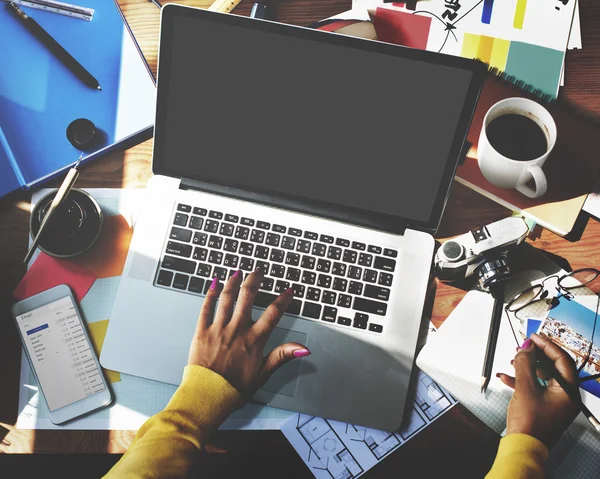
(156, 12, 478, 228)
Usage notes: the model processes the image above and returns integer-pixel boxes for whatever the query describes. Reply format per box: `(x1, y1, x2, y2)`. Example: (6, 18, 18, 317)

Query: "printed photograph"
(539, 296, 600, 398)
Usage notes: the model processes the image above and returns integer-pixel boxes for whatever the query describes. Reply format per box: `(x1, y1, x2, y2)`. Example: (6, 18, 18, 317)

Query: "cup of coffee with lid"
(478, 97, 557, 199)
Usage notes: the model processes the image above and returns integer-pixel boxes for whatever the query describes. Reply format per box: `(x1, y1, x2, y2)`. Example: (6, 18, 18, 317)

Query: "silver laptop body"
(101, 5, 484, 430)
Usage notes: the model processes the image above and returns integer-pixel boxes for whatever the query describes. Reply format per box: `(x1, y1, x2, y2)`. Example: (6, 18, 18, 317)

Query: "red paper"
(13, 252, 96, 303)
(316, 20, 358, 33)
(373, 7, 432, 50)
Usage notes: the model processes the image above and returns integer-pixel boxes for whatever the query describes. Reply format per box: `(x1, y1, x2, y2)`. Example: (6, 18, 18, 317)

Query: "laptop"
(101, 4, 485, 430)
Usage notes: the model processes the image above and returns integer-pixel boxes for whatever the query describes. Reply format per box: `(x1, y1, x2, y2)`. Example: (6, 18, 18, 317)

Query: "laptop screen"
(154, 9, 483, 231)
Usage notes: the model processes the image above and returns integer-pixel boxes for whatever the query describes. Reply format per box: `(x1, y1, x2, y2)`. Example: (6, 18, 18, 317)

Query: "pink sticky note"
(13, 252, 96, 303)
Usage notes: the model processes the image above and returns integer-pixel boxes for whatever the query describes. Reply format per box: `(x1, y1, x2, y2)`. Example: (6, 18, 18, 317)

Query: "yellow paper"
(88, 320, 121, 383)
(476, 35, 494, 64)
(461, 33, 480, 60)
(490, 38, 510, 71)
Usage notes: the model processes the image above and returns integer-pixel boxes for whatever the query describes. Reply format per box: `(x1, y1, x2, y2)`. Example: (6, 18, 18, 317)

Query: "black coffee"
(486, 114, 548, 161)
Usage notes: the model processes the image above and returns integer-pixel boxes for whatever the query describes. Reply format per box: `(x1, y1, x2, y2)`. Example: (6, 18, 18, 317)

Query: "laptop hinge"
(179, 178, 408, 235)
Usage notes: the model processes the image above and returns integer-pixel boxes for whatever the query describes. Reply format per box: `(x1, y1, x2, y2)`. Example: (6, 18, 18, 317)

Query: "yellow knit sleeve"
(485, 434, 549, 479)
(103, 365, 243, 479)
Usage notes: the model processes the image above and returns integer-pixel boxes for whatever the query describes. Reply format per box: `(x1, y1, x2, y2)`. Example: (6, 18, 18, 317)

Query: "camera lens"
(475, 255, 511, 290)
(440, 240, 465, 262)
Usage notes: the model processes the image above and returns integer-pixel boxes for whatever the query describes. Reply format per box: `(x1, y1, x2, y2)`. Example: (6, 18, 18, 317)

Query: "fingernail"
(293, 348, 311, 358)
(285, 287, 294, 296)
(520, 338, 533, 349)
(210, 276, 219, 290)
(510, 359, 514, 365)
(233, 270, 241, 278)
(495, 373, 502, 378)
(255, 267, 262, 273)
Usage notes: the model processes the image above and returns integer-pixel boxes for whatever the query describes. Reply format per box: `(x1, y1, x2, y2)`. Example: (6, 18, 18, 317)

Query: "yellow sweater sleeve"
(103, 365, 243, 479)
(485, 434, 549, 479)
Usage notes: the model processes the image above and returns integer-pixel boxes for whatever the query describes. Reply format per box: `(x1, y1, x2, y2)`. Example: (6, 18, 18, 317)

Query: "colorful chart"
(461, 33, 564, 97)
(481, 0, 494, 24)
(513, 0, 528, 29)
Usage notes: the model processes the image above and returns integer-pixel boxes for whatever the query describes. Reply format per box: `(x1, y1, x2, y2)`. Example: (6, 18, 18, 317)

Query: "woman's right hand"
(497, 333, 580, 448)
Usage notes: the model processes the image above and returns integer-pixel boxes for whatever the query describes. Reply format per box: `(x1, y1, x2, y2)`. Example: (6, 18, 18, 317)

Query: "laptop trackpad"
(260, 327, 308, 397)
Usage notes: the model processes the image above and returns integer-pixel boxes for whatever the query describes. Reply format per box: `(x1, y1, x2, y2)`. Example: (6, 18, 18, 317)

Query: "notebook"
(0, 0, 156, 199)
(418, 245, 600, 477)
(417, 288, 522, 433)
(456, 70, 600, 237)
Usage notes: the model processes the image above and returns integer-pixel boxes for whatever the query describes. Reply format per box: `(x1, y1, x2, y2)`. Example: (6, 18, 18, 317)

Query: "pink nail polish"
(520, 338, 533, 349)
(233, 270, 241, 278)
(210, 276, 219, 290)
(285, 287, 294, 296)
(293, 348, 311, 358)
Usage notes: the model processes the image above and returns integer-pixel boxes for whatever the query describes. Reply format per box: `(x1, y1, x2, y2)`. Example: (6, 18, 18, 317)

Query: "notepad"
(417, 289, 518, 434)
(416, 245, 564, 434)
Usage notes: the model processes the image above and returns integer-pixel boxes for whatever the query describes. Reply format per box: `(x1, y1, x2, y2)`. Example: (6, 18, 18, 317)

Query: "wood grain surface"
(1, 0, 599, 477)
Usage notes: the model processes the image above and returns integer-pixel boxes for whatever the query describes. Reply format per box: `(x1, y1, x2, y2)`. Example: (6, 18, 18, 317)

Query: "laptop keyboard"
(154, 203, 399, 334)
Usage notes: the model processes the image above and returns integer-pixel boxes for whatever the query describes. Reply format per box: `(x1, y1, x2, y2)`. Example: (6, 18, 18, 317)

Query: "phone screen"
(15, 296, 106, 412)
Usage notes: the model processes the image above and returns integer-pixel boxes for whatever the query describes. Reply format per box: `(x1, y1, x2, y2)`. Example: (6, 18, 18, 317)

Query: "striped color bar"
(461, 33, 510, 71)
(481, 0, 494, 24)
(513, 0, 527, 29)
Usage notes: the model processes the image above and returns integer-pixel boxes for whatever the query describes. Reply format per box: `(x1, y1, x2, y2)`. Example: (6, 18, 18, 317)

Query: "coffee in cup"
(478, 98, 557, 199)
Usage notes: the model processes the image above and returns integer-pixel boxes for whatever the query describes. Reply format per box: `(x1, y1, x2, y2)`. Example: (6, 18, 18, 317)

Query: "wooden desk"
(1, 1, 599, 476)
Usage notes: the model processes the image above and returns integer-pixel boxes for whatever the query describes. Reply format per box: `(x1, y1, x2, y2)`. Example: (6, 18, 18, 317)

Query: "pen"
(24, 154, 83, 265)
(537, 351, 600, 434)
(481, 283, 504, 393)
(8, 2, 102, 90)
(147, 0, 162, 9)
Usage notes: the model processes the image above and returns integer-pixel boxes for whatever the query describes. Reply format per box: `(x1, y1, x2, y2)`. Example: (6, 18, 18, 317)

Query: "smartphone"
(11, 284, 112, 424)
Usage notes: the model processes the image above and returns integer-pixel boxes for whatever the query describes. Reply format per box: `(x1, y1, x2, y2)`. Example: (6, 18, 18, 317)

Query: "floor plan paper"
(281, 370, 457, 479)
(17, 188, 293, 430)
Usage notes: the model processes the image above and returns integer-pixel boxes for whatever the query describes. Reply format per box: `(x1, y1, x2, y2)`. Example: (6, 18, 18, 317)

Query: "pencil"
(537, 353, 600, 433)
(481, 284, 504, 393)
(9, 2, 101, 90)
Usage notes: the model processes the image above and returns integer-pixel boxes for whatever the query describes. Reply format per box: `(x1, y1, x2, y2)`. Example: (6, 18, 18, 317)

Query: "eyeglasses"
(504, 268, 600, 383)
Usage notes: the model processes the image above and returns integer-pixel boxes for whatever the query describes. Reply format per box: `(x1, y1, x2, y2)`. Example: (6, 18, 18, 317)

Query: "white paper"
(17, 188, 293, 430)
(349, 0, 577, 98)
(583, 180, 600, 219)
(281, 370, 456, 479)
(567, 1, 582, 50)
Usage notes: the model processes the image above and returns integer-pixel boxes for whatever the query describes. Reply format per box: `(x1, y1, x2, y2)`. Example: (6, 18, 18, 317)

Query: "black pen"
(481, 283, 504, 393)
(9, 2, 102, 91)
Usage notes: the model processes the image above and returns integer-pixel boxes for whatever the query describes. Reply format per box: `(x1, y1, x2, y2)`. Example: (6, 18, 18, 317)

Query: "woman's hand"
(497, 333, 579, 448)
(188, 268, 310, 399)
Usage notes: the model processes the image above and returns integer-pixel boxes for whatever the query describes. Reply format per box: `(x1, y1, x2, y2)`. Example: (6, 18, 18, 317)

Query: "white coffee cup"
(478, 98, 557, 199)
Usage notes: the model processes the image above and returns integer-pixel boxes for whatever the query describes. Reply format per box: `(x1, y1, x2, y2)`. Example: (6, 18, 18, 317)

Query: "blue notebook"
(0, 0, 156, 198)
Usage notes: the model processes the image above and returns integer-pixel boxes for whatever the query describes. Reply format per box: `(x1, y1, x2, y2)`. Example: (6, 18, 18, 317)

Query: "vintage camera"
(434, 217, 529, 290)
